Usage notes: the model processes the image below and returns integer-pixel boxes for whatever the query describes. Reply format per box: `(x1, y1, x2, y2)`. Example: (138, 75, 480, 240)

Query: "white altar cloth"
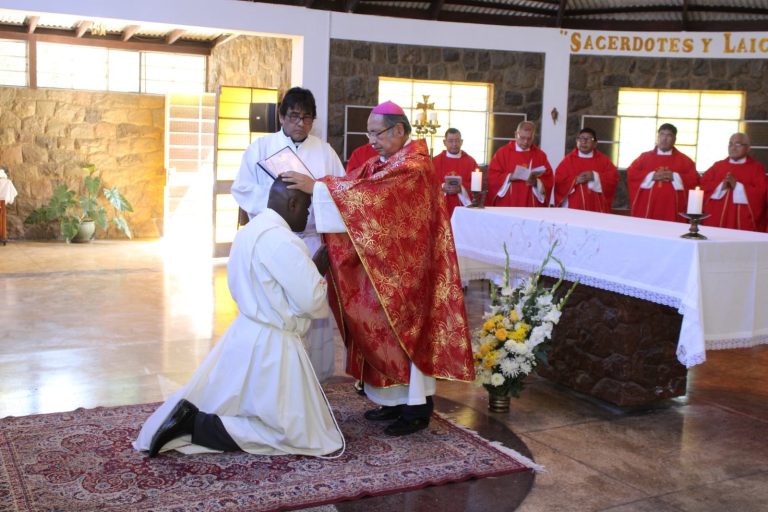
(451, 207, 768, 368)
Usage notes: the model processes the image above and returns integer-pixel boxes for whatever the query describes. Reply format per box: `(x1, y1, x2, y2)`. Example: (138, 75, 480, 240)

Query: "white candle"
(428, 111, 438, 123)
(687, 186, 703, 214)
(471, 169, 483, 192)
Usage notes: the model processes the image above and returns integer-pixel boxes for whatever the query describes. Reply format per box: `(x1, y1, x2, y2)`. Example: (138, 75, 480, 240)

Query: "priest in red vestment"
(345, 142, 378, 173)
(487, 121, 553, 207)
(554, 128, 619, 213)
(627, 123, 700, 222)
(282, 101, 474, 437)
(432, 127, 478, 218)
(701, 132, 767, 232)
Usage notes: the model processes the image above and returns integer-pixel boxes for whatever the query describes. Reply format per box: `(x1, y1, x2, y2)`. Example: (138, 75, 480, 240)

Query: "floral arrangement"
(473, 241, 577, 399)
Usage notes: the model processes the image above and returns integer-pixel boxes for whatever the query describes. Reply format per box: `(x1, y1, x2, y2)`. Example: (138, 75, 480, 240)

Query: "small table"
(0, 177, 18, 246)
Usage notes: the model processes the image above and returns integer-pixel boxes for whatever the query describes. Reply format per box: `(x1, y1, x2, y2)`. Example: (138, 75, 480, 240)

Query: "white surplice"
(232, 129, 346, 382)
(133, 209, 344, 456)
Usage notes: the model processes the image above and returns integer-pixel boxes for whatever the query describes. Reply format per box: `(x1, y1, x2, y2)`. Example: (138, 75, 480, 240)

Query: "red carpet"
(0, 383, 532, 511)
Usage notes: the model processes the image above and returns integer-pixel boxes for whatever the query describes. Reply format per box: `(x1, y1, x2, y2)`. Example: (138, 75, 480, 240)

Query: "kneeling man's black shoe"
(364, 405, 402, 422)
(384, 417, 429, 436)
(148, 399, 198, 457)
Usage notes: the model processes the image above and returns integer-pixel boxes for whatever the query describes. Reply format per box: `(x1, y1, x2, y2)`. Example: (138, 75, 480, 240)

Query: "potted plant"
(25, 164, 133, 243)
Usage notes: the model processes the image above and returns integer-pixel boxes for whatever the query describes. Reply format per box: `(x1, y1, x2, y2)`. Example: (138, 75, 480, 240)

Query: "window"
(615, 88, 744, 171)
(142, 53, 206, 94)
(35, 42, 204, 94)
(378, 78, 492, 164)
(0, 39, 28, 86)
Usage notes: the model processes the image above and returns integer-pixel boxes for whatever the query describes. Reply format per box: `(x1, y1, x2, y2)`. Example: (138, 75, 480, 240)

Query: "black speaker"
(249, 103, 278, 133)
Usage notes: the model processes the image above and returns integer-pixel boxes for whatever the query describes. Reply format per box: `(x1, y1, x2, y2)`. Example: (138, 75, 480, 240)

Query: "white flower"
(500, 357, 519, 377)
(536, 294, 553, 307)
(500, 286, 513, 297)
(490, 373, 505, 387)
(543, 309, 562, 324)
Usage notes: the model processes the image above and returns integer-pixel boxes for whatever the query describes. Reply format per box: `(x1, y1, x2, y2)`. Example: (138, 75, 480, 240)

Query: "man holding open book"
(232, 87, 345, 383)
(432, 127, 478, 218)
(487, 120, 553, 207)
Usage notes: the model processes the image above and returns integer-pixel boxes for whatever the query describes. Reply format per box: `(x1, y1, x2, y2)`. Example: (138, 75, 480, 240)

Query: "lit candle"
(471, 169, 483, 192)
(687, 186, 704, 214)
(428, 111, 437, 123)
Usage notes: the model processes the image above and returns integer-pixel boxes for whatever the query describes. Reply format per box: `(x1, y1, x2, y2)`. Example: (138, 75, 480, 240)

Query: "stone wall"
(209, 35, 292, 93)
(327, 39, 545, 157)
(0, 88, 165, 239)
(567, 55, 768, 208)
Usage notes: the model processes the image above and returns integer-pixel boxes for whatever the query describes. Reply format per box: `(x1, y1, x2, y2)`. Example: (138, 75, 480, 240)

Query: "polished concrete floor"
(2, 239, 768, 511)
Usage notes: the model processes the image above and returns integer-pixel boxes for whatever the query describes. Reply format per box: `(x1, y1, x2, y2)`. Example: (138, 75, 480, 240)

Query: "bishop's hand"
(283, 171, 316, 194)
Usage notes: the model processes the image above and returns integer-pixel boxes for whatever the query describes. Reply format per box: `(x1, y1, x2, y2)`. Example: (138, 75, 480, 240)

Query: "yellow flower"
(509, 309, 519, 322)
(483, 350, 500, 368)
(482, 319, 495, 333)
(495, 328, 508, 341)
(479, 342, 494, 356)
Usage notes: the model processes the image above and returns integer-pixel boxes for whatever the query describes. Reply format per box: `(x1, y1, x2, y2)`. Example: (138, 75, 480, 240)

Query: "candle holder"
(678, 213, 710, 240)
(412, 94, 440, 156)
(467, 190, 487, 209)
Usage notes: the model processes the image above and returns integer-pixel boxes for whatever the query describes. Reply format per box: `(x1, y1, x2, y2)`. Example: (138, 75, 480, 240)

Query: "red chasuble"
(626, 148, 700, 222)
(554, 149, 619, 213)
(345, 143, 379, 173)
(487, 143, 554, 207)
(432, 150, 478, 218)
(701, 157, 767, 231)
(320, 139, 475, 388)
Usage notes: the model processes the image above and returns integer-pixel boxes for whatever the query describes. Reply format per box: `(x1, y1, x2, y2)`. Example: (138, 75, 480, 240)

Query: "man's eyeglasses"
(728, 142, 746, 147)
(577, 137, 595, 142)
(366, 125, 394, 140)
(285, 112, 314, 124)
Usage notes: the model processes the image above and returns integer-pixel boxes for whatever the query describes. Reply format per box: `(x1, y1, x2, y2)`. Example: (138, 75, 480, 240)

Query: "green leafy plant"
(25, 164, 133, 243)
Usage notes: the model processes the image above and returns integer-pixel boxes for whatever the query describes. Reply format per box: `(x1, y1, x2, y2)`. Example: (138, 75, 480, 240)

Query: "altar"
(452, 207, 768, 406)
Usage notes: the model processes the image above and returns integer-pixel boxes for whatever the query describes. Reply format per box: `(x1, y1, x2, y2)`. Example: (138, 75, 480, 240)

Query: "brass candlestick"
(467, 190, 487, 209)
(679, 213, 710, 240)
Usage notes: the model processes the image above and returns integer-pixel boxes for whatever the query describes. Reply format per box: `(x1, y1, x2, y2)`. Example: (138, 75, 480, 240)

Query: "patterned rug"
(0, 383, 533, 511)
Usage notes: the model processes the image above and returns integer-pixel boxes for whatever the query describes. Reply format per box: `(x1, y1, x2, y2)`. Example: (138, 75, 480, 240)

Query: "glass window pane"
(0, 39, 27, 86)
(450, 84, 489, 111)
(699, 92, 743, 120)
(38, 43, 108, 90)
(697, 120, 739, 172)
(617, 90, 658, 117)
(446, 111, 488, 165)
(618, 117, 657, 168)
(658, 91, 699, 119)
(142, 52, 205, 94)
(108, 49, 139, 92)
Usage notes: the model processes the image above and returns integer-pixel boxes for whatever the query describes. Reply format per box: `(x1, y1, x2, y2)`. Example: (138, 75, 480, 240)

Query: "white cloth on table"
(313, 186, 436, 406)
(451, 207, 768, 368)
(231, 129, 345, 382)
(0, 178, 17, 204)
(133, 209, 344, 457)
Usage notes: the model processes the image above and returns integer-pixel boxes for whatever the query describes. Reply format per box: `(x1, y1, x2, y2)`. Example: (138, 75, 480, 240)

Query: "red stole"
(554, 149, 619, 213)
(487, 143, 554, 207)
(432, 150, 478, 218)
(627, 148, 700, 222)
(320, 139, 475, 387)
(701, 157, 767, 231)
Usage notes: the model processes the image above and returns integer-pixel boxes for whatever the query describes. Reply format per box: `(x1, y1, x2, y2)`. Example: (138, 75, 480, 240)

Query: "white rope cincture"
(440, 414, 546, 473)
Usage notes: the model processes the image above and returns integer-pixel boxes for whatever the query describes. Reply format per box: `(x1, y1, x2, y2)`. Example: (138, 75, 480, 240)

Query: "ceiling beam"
(166, 29, 186, 45)
(75, 21, 93, 38)
(122, 25, 140, 42)
(344, 0, 360, 12)
(26, 15, 39, 34)
(556, 0, 567, 27)
(429, 0, 445, 20)
(212, 33, 238, 48)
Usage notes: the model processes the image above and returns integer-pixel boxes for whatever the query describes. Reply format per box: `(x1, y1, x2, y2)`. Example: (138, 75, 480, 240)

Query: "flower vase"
(486, 387, 511, 413)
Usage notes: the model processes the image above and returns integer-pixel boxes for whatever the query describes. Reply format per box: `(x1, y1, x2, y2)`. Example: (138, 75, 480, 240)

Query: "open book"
(510, 164, 546, 182)
(257, 146, 316, 180)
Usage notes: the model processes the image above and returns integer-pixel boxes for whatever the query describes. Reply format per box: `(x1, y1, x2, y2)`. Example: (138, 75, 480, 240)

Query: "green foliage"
(24, 164, 133, 243)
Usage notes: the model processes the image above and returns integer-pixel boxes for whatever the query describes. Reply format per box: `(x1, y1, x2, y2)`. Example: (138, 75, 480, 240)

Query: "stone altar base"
(536, 279, 687, 407)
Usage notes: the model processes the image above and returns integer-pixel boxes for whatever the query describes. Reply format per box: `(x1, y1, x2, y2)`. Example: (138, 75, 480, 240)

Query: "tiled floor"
(2, 239, 767, 511)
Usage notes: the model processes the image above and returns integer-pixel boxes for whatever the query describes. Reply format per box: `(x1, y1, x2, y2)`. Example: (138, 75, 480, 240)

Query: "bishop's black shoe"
(148, 399, 199, 457)
(364, 405, 402, 422)
(384, 417, 430, 437)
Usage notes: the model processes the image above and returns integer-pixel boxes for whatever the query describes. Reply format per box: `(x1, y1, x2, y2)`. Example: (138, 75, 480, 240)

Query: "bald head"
(267, 176, 312, 232)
